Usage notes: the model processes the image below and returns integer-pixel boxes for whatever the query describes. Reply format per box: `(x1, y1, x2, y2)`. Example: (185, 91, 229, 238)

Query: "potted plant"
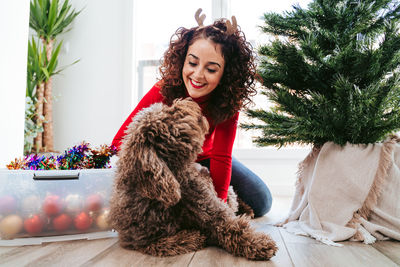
(243, 0, 400, 245)
(27, 0, 80, 153)
(25, 37, 62, 154)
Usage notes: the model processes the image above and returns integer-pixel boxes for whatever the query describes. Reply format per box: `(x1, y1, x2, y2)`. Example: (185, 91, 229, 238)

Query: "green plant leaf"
(30, 0, 80, 40)
(47, 0, 58, 34)
(53, 58, 79, 75)
(47, 41, 62, 74)
(41, 67, 50, 80)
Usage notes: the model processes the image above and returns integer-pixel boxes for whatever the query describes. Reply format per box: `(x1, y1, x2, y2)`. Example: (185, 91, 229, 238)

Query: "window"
(132, 0, 312, 149)
(132, 1, 212, 103)
(230, 0, 312, 149)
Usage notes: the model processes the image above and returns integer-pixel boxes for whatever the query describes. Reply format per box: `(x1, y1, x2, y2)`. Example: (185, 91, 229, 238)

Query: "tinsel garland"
(6, 142, 117, 170)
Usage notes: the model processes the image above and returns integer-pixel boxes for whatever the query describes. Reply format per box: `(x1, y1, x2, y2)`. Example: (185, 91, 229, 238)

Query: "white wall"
(52, 0, 134, 152)
(0, 1, 30, 167)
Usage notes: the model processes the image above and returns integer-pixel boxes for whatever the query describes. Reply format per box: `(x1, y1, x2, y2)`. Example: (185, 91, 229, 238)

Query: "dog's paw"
(227, 232, 278, 260)
(217, 217, 278, 260)
(245, 232, 278, 260)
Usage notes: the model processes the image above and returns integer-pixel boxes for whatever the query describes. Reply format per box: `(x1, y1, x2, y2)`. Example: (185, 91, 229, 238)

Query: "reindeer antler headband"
(195, 8, 206, 27)
(194, 8, 238, 35)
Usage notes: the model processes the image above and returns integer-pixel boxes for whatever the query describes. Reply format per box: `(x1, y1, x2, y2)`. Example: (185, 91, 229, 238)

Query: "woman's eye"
(189, 62, 197, 66)
(207, 69, 217, 73)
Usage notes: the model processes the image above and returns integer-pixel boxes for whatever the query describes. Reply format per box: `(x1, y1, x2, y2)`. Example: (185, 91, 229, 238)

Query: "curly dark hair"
(159, 19, 257, 124)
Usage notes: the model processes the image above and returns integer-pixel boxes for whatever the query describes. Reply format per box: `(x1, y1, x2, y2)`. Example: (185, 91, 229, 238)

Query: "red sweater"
(112, 83, 238, 200)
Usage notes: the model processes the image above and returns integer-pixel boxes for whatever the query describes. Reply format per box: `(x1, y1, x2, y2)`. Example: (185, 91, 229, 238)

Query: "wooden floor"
(1, 197, 399, 267)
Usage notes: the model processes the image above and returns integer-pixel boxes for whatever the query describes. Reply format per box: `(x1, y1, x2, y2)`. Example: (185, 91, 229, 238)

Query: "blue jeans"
(199, 157, 272, 217)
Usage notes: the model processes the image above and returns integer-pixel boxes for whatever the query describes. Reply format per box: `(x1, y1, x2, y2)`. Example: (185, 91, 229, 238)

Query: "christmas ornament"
(6, 142, 117, 170)
(65, 194, 83, 214)
(21, 195, 41, 215)
(0, 195, 17, 215)
(85, 194, 103, 212)
(43, 195, 63, 216)
(74, 212, 92, 231)
(53, 214, 72, 231)
(0, 214, 23, 239)
(5, 157, 27, 170)
(96, 209, 110, 230)
(90, 144, 118, 169)
(57, 143, 90, 170)
(23, 214, 44, 235)
(26, 154, 57, 170)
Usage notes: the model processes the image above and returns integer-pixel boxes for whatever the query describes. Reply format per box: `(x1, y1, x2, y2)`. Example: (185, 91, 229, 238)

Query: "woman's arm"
(209, 112, 239, 200)
(112, 83, 164, 150)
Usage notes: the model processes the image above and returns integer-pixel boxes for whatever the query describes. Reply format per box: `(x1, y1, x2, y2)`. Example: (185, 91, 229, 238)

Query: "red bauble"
(43, 195, 63, 216)
(0, 195, 17, 214)
(85, 194, 103, 212)
(23, 215, 44, 235)
(53, 214, 72, 231)
(74, 212, 92, 231)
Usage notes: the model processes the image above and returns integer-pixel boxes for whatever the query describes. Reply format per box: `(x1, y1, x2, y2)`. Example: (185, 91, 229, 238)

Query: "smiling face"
(182, 38, 225, 99)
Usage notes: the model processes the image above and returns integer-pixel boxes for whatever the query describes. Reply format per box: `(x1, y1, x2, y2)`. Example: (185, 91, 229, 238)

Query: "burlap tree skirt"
(279, 136, 400, 246)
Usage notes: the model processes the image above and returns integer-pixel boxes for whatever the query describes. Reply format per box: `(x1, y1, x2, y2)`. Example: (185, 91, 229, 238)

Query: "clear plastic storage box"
(0, 168, 117, 245)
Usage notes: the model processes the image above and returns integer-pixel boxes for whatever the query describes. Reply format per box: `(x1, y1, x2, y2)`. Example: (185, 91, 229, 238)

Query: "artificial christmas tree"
(243, 0, 400, 245)
(243, 0, 400, 147)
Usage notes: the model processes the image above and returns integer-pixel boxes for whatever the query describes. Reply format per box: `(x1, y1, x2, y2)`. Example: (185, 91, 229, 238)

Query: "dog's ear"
(116, 101, 182, 207)
(136, 146, 181, 207)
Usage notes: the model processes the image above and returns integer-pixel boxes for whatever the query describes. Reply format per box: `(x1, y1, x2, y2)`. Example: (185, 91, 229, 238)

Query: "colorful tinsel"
(6, 142, 117, 170)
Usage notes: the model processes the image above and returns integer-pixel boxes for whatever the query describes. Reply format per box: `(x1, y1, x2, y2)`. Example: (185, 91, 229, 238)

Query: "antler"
(226, 16, 238, 35)
(195, 8, 206, 27)
(195, 8, 237, 35)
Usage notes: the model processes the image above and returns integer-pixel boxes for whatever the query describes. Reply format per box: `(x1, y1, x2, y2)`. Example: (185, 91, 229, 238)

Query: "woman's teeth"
(191, 79, 204, 88)
(193, 81, 201, 85)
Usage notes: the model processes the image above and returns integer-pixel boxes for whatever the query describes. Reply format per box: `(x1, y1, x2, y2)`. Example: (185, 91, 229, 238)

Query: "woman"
(112, 12, 272, 217)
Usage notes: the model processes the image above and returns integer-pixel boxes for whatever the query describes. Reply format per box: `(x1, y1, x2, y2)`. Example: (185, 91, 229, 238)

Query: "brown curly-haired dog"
(109, 98, 277, 260)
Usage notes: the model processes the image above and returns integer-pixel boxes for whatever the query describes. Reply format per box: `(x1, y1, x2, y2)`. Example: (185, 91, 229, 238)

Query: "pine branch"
(244, 0, 400, 147)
